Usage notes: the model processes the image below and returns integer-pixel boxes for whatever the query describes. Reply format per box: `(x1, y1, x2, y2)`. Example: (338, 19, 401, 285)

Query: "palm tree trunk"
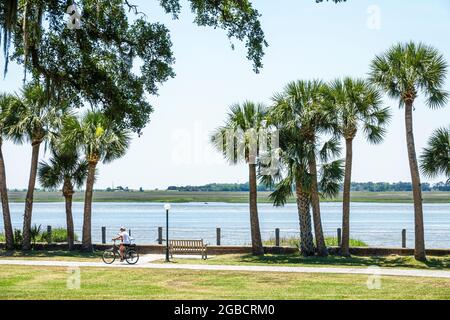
(65, 194, 75, 250)
(22, 141, 41, 251)
(405, 101, 426, 261)
(296, 182, 315, 256)
(248, 163, 264, 255)
(341, 138, 353, 257)
(0, 139, 14, 250)
(63, 181, 75, 251)
(82, 161, 97, 251)
(309, 154, 328, 256)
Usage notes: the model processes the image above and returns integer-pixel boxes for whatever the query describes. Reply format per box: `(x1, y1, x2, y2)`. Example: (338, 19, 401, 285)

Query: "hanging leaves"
(0, 0, 18, 74)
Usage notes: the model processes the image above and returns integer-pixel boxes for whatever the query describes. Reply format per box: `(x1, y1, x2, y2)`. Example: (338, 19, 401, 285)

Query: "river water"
(1, 202, 450, 248)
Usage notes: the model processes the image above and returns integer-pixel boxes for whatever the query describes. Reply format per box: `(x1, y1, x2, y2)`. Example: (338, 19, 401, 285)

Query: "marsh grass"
(263, 236, 368, 248)
(7, 190, 450, 203)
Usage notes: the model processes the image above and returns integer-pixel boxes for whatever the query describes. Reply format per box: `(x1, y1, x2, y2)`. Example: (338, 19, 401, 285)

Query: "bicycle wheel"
(102, 250, 116, 264)
(125, 249, 139, 265)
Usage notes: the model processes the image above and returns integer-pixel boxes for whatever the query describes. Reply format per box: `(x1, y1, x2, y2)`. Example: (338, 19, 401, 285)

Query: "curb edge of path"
(1, 259, 450, 279)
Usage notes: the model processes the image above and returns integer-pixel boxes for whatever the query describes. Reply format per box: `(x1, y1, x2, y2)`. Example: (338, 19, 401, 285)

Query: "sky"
(1, 0, 450, 190)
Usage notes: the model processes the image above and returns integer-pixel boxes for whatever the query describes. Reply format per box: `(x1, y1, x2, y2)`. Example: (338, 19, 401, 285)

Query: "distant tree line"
(167, 181, 450, 192)
(8, 181, 450, 193)
(167, 183, 273, 192)
(350, 181, 450, 192)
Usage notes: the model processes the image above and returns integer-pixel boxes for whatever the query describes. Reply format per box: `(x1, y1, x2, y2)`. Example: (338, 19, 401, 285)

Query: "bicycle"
(102, 239, 139, 265)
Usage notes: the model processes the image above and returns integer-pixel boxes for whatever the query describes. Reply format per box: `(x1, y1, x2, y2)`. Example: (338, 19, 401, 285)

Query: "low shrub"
(2, 227, 78, 246)
(0, 229, 24, 249)
(263, 236, 368, 248)
(40, 228, 79, 243)
(325, 237, 368, 247)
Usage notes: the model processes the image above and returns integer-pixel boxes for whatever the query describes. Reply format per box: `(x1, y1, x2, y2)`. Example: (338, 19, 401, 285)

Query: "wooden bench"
(168, 239, 208, 260)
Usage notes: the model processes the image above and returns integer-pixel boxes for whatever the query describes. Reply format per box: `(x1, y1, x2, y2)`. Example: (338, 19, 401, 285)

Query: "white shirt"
(119, 231, 131, 244)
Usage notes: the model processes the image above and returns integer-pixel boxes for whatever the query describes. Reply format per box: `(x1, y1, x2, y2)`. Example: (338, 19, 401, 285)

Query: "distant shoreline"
(7, 191, 450, 204)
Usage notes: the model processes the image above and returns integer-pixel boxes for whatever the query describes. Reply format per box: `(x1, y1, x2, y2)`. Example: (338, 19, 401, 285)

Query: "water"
(1, 202, 450, 248)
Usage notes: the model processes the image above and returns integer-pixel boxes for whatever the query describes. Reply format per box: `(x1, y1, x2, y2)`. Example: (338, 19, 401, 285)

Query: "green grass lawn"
(165, 254, 450, 270)
(0, 265, 449, 300)
(0, 250, 103, 261)
(7, 190, 450, 203)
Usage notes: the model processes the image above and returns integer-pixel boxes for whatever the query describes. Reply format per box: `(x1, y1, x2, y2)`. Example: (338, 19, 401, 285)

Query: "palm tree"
(270, 80, 335, 256)
(420, 126, 450, 183)
(0, 93, 16, 250)
(369, 42, 449, 261)
(269, 152, 315, 256)
(327, 78, 391, 256)
(211, 101, 267, 256)
(264, 127, 344, 256)
(38, 148, 88, 250)
(7, 83, 66, 250)
(61, 111, 131, 251)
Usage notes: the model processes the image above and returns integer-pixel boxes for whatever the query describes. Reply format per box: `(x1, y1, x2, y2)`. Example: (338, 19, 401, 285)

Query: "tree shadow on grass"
(237, 253, 450, 270)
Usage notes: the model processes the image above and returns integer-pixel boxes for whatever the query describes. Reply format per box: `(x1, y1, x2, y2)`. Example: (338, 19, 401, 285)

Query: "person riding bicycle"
(113, 227, 131, 262)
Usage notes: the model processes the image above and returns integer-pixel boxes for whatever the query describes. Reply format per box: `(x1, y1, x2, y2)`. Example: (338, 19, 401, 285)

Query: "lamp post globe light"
(164, 204, 171, 262)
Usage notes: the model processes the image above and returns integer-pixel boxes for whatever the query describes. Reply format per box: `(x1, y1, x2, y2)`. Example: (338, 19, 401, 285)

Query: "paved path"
(1, 255, 450, 279)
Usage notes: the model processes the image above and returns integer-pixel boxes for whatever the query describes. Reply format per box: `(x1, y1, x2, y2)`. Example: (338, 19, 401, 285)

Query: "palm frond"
(61, 111, 131, 164)
(38, 161, 62, 190)
(328, 77, 390, 145)
(319, 137, 341, 162)
(103, 126, 132, 163)
(420, 126, 450, 180)
(38, 145, 88, 190)
(72, 159, 89, 189)
(319, 159, 344, 199)
(269, 175, 294, 207)
(369, 41, 448, 110)
(0, 93, 16, 136)
(211, 101, 268, 165)
(5, 82, 68, 147)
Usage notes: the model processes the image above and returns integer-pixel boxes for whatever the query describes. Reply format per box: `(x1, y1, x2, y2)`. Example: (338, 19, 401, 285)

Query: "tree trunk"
(405, 101, 426, 261)
(248, 163, 264, 255)
(296, 183, 315, 256)
(63, 180, 75, 251)
(22, 141, 41, 251)
(82, 161, 97, 252)
(309, 154, 328, 256)
(341, 138, 353, 257)
(0, 139, 14, 250)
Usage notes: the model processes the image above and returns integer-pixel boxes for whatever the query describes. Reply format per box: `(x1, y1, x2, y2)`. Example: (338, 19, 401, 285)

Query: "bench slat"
(168, 239, 207, 259)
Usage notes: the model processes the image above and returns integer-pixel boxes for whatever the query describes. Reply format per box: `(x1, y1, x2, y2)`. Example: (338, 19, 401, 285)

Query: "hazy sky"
(1, 0, 450, 190)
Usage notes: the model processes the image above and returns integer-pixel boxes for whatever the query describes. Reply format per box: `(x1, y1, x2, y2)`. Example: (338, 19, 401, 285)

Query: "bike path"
(1, 255, 450, 279)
